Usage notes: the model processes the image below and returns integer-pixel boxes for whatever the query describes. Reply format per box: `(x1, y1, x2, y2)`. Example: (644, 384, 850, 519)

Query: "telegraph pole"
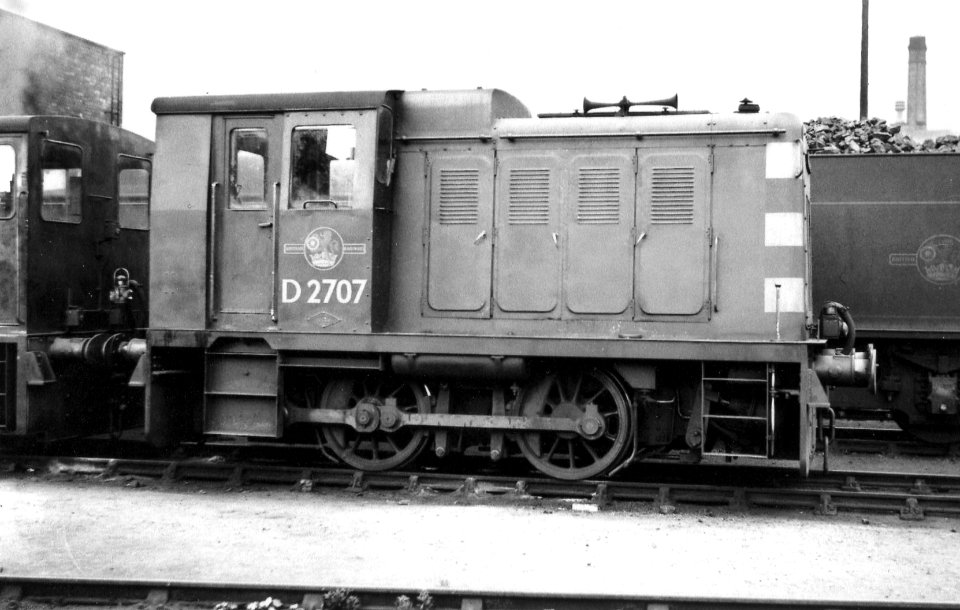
(860, 0, 869, 119)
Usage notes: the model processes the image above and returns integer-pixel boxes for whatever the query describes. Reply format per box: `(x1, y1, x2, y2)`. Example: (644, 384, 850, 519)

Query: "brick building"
(0, 9, 123, 125)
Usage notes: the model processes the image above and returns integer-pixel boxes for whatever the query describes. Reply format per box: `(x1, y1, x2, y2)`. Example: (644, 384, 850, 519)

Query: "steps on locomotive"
(701, 363, 796, 459)
(203, 339, 280, 438)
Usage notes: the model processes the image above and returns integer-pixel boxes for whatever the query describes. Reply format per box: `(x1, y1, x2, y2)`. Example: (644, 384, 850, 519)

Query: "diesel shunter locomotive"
(0, 116, 152, 443)
(146, 90, 873, 479)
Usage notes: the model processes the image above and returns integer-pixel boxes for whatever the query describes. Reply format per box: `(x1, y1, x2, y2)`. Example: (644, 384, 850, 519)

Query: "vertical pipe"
(775, 283, 782, 341)
(860, 0, 869, 119)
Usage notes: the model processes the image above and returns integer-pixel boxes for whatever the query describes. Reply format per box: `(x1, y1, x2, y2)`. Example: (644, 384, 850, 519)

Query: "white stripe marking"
(765, 213, 804, 246)
(764, 278, 805, 313)
(765, 142, 800, 179)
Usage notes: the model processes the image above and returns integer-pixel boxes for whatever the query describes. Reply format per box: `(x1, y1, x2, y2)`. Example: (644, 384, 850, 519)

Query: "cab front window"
(0, 144, 14, 219)
(289, 125, 358, 210)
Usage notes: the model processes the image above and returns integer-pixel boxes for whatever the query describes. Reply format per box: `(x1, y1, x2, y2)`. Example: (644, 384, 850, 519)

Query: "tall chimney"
(907, 36, 927, 129)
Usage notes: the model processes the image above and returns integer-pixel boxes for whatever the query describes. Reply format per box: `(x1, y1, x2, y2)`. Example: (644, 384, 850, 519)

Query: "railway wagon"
(810, 154, 960, 443)
(0, 116, 152, 444)
(146, 90, 871, 479)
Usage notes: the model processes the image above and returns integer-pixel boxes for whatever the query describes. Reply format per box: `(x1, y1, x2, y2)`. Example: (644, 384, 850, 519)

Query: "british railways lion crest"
(282, 226, 367, 271)
(889, 234, 960, 286)
(303, 227, 344, 270)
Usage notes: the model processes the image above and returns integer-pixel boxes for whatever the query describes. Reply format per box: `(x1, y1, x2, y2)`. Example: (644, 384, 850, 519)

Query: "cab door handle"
(258, 221, 273, 228)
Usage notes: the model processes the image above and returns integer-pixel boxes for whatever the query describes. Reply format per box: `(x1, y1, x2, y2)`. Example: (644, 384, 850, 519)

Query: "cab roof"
(151, 91, 399, 115)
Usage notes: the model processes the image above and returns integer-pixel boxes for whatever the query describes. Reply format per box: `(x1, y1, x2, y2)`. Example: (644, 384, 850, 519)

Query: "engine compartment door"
(635, 149, 711, 316)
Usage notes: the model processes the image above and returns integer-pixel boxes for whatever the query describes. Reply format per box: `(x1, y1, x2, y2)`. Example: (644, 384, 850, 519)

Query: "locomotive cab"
(150, 92, 398, 440)
(152, 92, 396, 335)
(0, 132, 24, 431)
(0, 116, 152, 443)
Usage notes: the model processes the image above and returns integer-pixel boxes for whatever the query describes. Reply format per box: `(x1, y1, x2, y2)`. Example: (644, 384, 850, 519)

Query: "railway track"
(832, 424, 960, 458)
(4, 453, 959, 520)
(2, 575, 958, 610)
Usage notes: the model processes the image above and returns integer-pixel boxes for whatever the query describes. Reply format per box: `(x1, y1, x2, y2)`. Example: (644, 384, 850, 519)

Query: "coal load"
(804, 117, 960, 154)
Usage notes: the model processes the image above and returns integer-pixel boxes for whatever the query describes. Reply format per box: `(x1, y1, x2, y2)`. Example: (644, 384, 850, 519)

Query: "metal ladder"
(701, 362, 774, 458)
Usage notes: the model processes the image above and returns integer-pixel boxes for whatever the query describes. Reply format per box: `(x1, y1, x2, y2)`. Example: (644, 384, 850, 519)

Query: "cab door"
(212, 117, 282, 328)
(0, 136, 24, 324)
(277, 110, 377, 333)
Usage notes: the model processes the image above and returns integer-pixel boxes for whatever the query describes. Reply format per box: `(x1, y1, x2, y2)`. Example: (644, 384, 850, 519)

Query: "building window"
(118, 155, 150, 230)
(41, 140, 83, 223)
(229, 128, 268, 209)
(0, 145, 14, 219)
(290, 124, 357, 210)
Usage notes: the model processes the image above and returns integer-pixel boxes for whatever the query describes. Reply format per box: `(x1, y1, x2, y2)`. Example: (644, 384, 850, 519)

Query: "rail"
(4, 455, 960, 520)
(1, 575, 955, 610)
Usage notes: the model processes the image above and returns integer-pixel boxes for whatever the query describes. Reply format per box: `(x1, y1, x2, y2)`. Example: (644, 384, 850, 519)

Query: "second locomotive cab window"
(290, 124, 358, 210)
(41, 140, 83, 223)
(118, 155, 151, 230)
(229, 128, 269, 209)
(0, 144, 14, 219)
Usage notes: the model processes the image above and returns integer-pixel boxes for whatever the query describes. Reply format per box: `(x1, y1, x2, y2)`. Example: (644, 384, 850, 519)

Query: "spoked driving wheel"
(515, 368, 632, 480)
(319, 376, 431, 471)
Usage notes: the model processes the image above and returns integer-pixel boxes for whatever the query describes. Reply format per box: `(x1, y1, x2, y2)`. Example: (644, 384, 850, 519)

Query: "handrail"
(270, 182, 280, 323)
(207, 182, 219, 322)
(499, 128, 786, 141)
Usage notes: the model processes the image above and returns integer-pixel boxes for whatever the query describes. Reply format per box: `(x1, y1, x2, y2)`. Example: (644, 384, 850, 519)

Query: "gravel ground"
(1, 473, 959, 605)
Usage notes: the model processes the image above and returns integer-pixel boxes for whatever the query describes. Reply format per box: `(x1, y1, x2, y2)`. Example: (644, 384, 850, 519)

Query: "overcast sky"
(2, 0, 957, 139)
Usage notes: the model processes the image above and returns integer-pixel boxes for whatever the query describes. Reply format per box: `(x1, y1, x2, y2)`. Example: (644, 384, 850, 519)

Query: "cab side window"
(41, 140, 83, 223)
(118, 155, 151, 230)
(229, 128, 268, 209)
(289, 125, 357, 209)
(0, 144, 14, 219)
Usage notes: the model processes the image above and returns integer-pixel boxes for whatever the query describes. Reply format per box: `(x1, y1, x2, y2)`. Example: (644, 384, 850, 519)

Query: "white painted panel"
(764, 277, 805, 313)
(764, 212, 804, 246)
(765, 142, 800, 179)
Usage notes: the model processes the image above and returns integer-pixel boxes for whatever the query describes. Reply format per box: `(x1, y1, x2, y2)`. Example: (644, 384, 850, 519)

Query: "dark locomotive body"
(146, 89, 869, 479)
(0, 115, 152, 443)
(811, 154, 960, 442)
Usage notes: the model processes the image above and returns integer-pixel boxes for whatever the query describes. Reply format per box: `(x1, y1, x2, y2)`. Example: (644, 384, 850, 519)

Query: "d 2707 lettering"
(282, 279, 367, 304)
